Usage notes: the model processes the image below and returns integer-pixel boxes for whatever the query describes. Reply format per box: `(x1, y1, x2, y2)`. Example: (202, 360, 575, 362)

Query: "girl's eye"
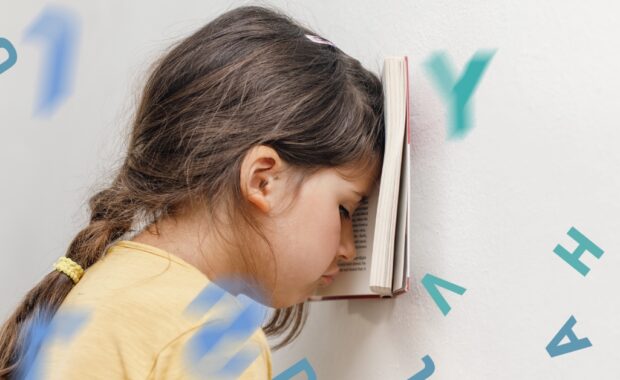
(339, 205, 351, 219)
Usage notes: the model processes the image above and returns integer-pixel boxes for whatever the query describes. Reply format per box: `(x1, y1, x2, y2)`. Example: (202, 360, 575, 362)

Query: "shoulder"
(57, 240, 214, 345)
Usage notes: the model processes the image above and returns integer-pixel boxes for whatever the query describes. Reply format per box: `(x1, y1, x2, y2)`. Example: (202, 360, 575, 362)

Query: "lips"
(319, 269, 339, 286)
(323, 269, 340, 277)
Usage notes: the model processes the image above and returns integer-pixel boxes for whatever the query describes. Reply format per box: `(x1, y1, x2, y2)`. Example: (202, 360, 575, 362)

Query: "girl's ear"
(240, 145, 284, 214)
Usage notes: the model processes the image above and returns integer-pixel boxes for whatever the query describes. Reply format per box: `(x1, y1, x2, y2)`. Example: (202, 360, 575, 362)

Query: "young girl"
(0, 4, 384, 379)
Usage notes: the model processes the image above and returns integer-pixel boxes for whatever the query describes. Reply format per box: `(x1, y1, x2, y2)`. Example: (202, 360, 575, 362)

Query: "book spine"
(404, 55, 411, 293)
(308, 294, 387, 302)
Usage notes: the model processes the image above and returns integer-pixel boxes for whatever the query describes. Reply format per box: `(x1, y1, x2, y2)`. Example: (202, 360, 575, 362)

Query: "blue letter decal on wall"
(408, 355, 435, 380)
(546, 315, 592, 357)
(553, 226, 604, 276)
(184, 282, 269, 379)
(273, 357, 317, 380)
(24, 5, 79, 116)
(422, 273, 466, 316)
(15, 308, 90, 380)
(0, 37, 17, 75)
(424, 49, 496, 139)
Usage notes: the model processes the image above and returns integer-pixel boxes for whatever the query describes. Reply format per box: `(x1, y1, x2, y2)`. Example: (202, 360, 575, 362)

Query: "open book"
(309, 56, 411, 301)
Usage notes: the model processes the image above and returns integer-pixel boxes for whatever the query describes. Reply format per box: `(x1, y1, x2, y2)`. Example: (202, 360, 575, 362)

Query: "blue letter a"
(546, 315, 592, 357)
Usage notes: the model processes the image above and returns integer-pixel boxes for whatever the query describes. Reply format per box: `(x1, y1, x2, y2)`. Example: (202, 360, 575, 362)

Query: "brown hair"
(0, 4, 384, 377)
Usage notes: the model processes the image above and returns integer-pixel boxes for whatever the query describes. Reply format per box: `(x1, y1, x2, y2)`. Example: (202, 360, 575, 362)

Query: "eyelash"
(339, 205, 351, 219)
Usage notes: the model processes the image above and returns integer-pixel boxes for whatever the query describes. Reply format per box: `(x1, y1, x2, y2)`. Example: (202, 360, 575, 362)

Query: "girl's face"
(255, 164, 378, 308)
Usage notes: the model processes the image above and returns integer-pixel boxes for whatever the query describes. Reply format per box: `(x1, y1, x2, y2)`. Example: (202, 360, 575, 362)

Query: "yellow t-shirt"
(39, 240, 273, 379)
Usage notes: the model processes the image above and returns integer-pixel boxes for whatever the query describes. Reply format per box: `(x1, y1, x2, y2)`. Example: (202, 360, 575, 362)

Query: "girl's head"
(121, 4, 383, 343)
(0, 4, 383, 371)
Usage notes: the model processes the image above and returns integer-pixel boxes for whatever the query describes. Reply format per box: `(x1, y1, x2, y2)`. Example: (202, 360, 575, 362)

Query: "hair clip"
(305, 34, 335, 47)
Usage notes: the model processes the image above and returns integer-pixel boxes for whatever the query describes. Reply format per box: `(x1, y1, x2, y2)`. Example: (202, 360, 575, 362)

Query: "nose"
(337, 221, 356, 263)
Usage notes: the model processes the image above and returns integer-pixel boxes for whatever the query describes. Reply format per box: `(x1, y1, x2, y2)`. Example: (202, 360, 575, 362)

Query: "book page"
(392, 133, 409, 292)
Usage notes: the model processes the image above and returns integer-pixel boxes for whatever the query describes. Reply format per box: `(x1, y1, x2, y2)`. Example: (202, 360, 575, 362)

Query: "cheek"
(280, 195, 341, 273)
(303, 196, 341, 257)
(267, 197, 342, 306)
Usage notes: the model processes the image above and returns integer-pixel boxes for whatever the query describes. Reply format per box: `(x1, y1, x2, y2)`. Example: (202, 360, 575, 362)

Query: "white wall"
(1, 1, 618, 379)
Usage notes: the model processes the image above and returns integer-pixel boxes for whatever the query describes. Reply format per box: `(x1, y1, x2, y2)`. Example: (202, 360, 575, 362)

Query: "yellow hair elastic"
(53, 256, 84, 284)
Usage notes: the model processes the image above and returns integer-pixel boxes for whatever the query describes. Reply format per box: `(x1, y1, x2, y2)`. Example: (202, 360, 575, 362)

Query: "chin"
(270, 293, 311, 309)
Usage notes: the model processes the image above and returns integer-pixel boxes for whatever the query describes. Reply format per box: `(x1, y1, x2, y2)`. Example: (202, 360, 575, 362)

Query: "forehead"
(333, 162, 380, 194)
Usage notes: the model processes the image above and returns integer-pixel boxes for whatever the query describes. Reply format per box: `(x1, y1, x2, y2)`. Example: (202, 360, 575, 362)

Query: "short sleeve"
(148, 324, 273, 380)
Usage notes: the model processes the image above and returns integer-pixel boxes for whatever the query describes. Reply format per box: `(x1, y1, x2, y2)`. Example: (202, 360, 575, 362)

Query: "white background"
(1, 1, 619, 379)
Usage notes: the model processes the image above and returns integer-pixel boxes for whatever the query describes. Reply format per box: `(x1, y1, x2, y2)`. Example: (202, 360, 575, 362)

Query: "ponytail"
(0, 186, 135, 378)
